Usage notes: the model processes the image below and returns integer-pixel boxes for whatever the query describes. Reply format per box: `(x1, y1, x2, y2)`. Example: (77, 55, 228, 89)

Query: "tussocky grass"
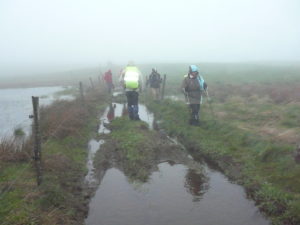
(0, 86, 109, 225)
(145, 97, 300, 225)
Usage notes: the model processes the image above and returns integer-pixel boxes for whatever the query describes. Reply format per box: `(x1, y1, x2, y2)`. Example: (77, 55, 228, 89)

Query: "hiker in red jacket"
(103, 70, 114, 94)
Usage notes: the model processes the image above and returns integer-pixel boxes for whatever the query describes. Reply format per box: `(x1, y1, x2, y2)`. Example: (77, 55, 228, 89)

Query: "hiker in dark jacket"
(147, 68, 162, 101)
(181, 65, 207, 126)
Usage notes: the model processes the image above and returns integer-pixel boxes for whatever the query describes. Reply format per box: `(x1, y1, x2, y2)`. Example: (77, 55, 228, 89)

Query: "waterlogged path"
(85, 102, 270, 225)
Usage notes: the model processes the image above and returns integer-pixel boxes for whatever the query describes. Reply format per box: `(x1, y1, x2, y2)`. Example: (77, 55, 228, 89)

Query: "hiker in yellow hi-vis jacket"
(120, 62, 143, 120)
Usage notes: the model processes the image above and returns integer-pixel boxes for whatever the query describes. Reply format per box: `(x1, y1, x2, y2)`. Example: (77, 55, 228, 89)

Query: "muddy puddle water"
(86, 162, 269, 225)
(98, 102, 154, 130)
(85, 102, 154, 185)
(85, 102, 270, 225)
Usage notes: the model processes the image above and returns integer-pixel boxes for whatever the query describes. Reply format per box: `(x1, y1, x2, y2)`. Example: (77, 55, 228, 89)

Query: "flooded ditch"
(85, 101, 270, 225)
(0, 86, 73, 137)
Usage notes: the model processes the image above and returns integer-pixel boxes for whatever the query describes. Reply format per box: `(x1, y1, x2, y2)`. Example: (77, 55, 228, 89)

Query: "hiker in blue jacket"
(181, 65, 207, 126)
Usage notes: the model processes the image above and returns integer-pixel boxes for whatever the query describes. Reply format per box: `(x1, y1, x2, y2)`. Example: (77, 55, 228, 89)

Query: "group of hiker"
(102, 63, 208, 126)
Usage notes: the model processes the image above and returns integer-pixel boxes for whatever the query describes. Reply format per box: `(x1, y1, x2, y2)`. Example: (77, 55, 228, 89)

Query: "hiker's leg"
(155, 88, 159, 100)
(151, 88, 155, 99)
(190, 104, 199, 125)
(126, 91, 135, 120)
(132, 91, 140, 120)
(108, 84, 111, 94)
(189, 104, 195, 125)
(194, 104, 200, 124)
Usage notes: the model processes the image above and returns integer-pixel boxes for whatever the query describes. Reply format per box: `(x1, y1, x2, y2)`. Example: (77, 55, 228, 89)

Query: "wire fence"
(0, 77, 103, 201)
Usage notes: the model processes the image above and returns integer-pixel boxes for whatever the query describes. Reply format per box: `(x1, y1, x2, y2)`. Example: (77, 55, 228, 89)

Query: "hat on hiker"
(189, 65, 199, 78)
(189, 65, 199, 73)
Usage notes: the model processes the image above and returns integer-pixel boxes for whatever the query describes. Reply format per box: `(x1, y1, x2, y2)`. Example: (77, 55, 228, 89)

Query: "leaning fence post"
(79, 82, 85, 103)
(89, 77, 94, 90)
(161, 74, 167, 100)
(31, 96, 42, 186)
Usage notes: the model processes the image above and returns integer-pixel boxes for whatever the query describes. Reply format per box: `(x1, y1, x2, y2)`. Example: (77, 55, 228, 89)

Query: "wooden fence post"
(89, 77, 94, 90)
(31, 96, 42, 186)
(161, 74, 167, 100)
(79, 82, 85, 103)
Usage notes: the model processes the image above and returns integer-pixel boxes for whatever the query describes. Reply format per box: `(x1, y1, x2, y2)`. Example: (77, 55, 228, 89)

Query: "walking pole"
(205, 89, 216, 118)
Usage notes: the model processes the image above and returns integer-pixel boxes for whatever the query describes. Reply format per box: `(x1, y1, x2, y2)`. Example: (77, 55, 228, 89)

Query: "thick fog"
(0, 0, 300, 76)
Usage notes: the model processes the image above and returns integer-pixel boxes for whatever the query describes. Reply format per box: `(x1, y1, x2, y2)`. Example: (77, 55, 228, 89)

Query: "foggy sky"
(1, 0, 300, 74)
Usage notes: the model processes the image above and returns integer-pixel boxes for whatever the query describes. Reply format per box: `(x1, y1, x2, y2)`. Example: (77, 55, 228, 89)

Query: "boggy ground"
(93, 117, 206, 184)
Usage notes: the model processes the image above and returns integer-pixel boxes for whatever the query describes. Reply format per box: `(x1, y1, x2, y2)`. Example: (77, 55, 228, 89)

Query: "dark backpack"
(149, 72, 161, 88)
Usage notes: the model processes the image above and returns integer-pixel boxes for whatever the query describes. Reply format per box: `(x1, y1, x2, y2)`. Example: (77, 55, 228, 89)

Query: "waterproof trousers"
(126, 91, 140, 120)
(189, 104, 200, 125)
(150, 87, 160, 101)
(106, 82, 114, 94)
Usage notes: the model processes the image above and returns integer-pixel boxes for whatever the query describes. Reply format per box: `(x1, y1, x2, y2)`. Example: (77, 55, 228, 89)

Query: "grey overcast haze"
(0, 0, 300, 76)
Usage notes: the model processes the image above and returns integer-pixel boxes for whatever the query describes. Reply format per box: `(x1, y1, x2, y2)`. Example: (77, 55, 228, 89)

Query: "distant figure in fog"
(120, 62, 143, 120)
(103, 69, 114, 94)
(147, 68, 162, 101)
(181, 65, 207, 126)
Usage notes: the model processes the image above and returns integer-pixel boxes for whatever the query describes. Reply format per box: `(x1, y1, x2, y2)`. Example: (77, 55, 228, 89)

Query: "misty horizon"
(1, 0, 300, 78)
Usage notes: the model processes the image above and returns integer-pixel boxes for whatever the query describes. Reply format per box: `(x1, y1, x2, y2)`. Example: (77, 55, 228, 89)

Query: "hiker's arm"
(181, 79, 188, 95)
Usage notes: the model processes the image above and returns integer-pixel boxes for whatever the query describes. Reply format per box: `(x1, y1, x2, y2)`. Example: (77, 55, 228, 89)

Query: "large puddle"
(98, 102, 154, 132)
(86, 163, 269, 225)
(85, 99, 270, 225)
(0, 86, 73, 137)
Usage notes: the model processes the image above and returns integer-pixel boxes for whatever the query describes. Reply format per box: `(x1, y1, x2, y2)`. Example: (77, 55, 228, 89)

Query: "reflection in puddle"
(85, 139, 105, 186)
(98, 107, 111, 134)
(100, 102, 155, 130)
(184, 169, 209, 202)
(86, 163, 206, 225)
(86, 162, 269, 225)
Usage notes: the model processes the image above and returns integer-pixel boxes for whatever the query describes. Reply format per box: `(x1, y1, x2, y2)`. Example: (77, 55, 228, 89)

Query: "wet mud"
(84, 100, 270, 225)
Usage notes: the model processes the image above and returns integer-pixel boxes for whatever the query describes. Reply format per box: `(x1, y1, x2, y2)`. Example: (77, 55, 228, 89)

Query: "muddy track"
(84, 101, 270, 225)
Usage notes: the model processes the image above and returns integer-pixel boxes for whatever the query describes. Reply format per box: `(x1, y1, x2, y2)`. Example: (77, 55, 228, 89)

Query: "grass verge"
(0, 88, 108, 225)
